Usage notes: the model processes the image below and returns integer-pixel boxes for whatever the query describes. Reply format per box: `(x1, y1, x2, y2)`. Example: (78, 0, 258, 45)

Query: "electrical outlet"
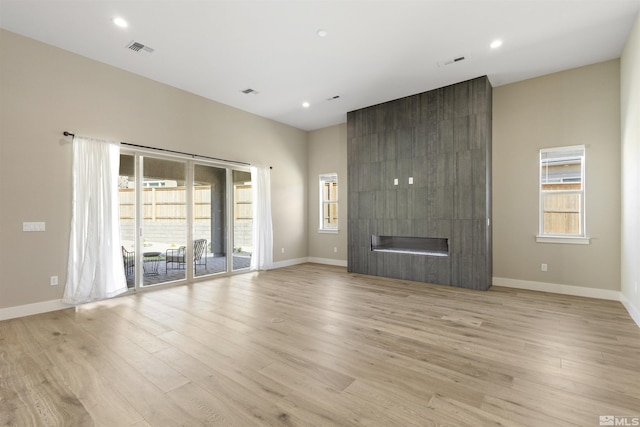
(333, 247, 338, 253)
(281, 248, 285, 254)
(50, 276, 58, 286)
(541, 263, 548, 272)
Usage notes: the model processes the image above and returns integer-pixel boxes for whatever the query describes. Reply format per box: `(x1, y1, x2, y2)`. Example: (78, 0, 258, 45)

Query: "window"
(319, 173, 338, 232)
(537, 145, 589, 244)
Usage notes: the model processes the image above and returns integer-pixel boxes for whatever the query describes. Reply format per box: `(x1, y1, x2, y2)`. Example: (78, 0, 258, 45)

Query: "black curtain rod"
(63, 131, 256, 167)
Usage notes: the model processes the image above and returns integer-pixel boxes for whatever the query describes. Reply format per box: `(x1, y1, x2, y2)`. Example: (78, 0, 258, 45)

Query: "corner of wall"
(620, 11, 640, 328)
(620, 292, 640, 328)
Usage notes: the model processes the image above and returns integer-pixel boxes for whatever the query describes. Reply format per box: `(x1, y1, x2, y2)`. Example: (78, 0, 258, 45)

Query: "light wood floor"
(1, 263, 639, 426)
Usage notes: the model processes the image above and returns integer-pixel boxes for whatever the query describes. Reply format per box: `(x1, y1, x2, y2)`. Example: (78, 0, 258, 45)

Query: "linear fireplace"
(371, 235, 449, 257)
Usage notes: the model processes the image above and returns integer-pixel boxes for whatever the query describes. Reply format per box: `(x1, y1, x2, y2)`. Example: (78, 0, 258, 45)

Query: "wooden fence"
(119, 186, 213, 220)
(119, 185, 253, 221)
(119, 185, 253, 251)
(541, 183, 581, 235)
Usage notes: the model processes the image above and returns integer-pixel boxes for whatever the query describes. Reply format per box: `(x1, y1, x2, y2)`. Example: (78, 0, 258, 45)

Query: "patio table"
(143, 252, 162, 276)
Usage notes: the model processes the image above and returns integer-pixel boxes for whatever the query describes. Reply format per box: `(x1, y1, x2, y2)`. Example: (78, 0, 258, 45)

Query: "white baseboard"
(0, 299, 69, 322)
(493, 277, 621, 300)
(0, 258, 324, 321)
(307, 257, 348, 267)
(620, 293, 640, 328)
(4, 273, 636, 329)
(270, 257, 347, 269)
(269, 257, 309, 270)
(494, 276, 640, 328)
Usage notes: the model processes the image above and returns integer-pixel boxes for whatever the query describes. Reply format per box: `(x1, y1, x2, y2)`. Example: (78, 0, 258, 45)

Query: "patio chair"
(193, 238, 207, 268)
(122, 246, 135, 277)
(166, 239, 207, 270)
(166, 246, 186, 270)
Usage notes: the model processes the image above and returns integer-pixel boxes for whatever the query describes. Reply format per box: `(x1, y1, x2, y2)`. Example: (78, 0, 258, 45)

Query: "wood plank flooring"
(1, 263, 639, 426)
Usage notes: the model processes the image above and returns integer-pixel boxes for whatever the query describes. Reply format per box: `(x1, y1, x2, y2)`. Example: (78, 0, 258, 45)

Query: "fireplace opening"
(371, 235, 449, 257)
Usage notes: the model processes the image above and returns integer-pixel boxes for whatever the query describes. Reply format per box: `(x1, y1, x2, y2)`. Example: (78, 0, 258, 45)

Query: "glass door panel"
(193, 164, 227, 277)
(232, 170, 253, 271)
(118, 154, 136, 289)
(142, 157, 187, 286)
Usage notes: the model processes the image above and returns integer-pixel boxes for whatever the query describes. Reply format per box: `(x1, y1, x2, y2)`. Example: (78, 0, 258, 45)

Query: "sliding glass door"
(119, 152, 252, 289)
(118, 154, 136, 289)
(232, 170, 253, 271)
(193, 164, 227, 277)
(142, 157, 187, 286)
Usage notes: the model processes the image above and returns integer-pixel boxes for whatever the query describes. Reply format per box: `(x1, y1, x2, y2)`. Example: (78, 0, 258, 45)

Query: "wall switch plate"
(408, 177, 414, 185)
(333, 247, 338, 253)
(23, 222, 46, 232)
(50, 276, 58, 286)
(393, 178, 398, 186)
(541, 263, 548, 272)
(281, 248, 285, 254)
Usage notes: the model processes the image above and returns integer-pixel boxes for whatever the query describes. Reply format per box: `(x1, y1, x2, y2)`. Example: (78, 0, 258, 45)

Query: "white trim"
(270, 257, 348, 269)
(3, 274, 634, 329)
(308, 257, 348, 267)
(620, 293, 640, 328)
(535, 236, 591, 245)
(494, 277, 640, 328)
(493, 276, 620, 300)
(0, 299, 69, 321)
(319, 172, 338, 232)
(269, 257, 309, 270)
(540, 144, 587, 155)
(539, 144, 586, 239)
(318, 229, 339, 234)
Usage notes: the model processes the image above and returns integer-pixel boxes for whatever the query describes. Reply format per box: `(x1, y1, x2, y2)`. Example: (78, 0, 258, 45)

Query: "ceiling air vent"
(126, 41, 155, 55)
(437, 55, 468, 68)
(241, 88, 259, 95)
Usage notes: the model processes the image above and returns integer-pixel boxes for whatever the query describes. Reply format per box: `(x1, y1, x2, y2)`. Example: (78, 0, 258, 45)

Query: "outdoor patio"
(125, 253, 251, 288)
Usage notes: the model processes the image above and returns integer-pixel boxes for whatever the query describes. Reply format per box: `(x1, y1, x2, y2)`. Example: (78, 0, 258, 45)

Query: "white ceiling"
(1, 1, 639, 131)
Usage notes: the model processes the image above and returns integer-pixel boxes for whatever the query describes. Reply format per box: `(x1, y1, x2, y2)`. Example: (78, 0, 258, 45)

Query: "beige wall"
(0, 29, 308, 309)
(621, 13, 640, 316)
(493, 60, 621, 290)
(307, 123, 348, 263)
(0, 27, 632, 313)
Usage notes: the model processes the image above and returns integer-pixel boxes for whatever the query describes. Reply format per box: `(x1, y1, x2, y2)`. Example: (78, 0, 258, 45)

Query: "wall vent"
(126, 41, 155, 55)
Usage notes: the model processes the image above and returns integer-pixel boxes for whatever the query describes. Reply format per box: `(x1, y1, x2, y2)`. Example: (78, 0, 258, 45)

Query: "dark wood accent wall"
(347, 76, 492, 290)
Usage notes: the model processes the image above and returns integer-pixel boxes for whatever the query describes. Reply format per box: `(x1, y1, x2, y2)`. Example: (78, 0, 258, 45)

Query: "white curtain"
(250, 165, 273, 270)
(63, 136, 127, 304)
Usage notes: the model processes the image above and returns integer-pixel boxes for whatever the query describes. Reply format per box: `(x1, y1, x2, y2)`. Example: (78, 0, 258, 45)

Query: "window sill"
(535, 235, 590, 245)
(318, 229, 339, 234)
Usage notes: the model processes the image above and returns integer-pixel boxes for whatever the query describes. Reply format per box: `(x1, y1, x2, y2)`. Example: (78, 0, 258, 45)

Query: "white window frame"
(319, 173, 339, 234)
(536, 145, 590, 245)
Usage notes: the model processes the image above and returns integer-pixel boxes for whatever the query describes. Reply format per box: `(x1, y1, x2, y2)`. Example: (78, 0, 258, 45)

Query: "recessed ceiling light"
(317, 29, 328, 37)
(302, 102, 310, 108)
(113, 17, 128, 28)
(490, 39, 503, 49)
